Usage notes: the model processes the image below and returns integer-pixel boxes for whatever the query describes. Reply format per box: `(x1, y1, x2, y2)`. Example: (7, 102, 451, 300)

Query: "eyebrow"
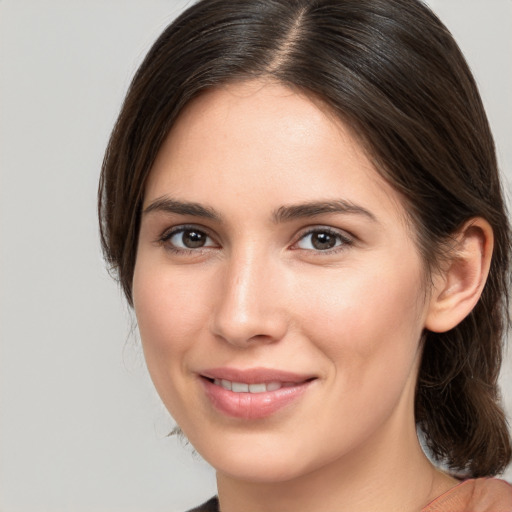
(272, 200, 377, 223)
(143, 197, 221, 221)
(143, 196, 377, 224)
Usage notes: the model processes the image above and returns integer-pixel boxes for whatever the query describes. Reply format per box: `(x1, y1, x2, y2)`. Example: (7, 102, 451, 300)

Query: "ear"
(425, 218, 493, 333)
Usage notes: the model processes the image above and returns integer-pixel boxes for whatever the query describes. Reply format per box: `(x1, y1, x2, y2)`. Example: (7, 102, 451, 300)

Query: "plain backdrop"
(0, 1, 511, 511)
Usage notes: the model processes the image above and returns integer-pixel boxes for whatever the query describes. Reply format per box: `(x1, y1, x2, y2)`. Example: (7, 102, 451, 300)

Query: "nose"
(210, 249, 289, 348)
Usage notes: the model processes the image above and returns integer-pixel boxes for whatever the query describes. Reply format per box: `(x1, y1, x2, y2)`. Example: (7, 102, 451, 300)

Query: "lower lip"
(201, 378, 312, 420)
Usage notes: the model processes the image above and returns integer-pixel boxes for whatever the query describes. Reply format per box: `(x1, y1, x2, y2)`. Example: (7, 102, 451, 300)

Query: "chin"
(213, 453, 308, 484)
(187, 427, 343, 486)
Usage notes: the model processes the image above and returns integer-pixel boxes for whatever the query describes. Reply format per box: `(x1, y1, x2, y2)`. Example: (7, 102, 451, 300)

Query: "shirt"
(187, 478, 512, 512)
(421, 478, 512, 512)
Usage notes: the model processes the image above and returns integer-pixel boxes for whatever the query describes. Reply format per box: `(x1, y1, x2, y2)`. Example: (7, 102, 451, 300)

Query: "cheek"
(132, 261, 215, 422)
(297, 255, 426, 382)
(132, 261, 209, 370)
(290, 263, 426, 447)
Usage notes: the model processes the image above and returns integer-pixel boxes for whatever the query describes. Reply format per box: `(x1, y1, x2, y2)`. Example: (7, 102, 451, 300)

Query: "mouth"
(199, 368, 316, 420)
(208, 378, 298, 393)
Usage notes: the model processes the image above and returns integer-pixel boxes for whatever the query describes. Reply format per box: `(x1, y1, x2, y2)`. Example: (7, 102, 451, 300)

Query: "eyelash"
(292, 227, 353, 254)
(157, 225, 354, 255)
(157, 225, 217, 255)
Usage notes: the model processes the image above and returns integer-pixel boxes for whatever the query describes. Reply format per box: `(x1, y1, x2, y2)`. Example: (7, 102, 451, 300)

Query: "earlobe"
(425, 218, 494, 333)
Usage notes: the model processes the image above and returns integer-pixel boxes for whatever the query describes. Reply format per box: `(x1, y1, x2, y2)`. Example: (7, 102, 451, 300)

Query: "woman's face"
(133, 80, 436, 483)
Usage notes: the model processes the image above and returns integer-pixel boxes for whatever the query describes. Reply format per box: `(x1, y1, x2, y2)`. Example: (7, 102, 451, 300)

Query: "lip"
(200, 367, 314, 384)
(199, 367, 316, 420)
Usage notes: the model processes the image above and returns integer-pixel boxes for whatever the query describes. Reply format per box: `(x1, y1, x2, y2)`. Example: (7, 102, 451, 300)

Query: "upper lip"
(199, 367, 316, 384)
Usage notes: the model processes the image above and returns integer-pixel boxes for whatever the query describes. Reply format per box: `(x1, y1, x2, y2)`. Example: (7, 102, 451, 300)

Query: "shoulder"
(422, 478, 512, 512)
(186, 497, 219, 512)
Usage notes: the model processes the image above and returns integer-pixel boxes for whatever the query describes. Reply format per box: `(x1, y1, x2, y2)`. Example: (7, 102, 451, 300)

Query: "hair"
(98, 0, 512, 477)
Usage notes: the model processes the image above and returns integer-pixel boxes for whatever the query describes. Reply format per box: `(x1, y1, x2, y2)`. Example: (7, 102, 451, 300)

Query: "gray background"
(0, 1, 510, 511)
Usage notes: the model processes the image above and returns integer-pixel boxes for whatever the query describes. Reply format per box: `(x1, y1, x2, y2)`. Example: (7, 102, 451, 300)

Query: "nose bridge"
(211, 244, 287, 346)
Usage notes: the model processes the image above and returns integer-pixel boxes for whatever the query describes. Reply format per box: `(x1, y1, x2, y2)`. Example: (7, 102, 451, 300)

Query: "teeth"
(266, 381, 282, 391)
(248, 383, 266, 393)
(221, 379, 232, 391)
(232, 382, 249, 392)
(212, 379, 285, 393)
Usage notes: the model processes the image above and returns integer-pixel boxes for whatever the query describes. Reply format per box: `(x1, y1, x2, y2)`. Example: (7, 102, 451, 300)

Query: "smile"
(200, 368, 316, 420)
(212, 379, 295, 393)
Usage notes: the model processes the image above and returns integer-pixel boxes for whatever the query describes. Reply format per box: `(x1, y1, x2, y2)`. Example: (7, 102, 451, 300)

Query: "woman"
(98, 0, 512, 510)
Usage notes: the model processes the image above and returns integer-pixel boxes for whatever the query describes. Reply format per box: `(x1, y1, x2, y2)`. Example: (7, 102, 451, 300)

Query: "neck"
(216, 403, 456, 512)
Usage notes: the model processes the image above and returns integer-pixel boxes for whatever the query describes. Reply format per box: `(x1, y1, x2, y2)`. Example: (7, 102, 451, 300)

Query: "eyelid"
(157, 224, 219, 252)
(155, 223, 354, 255)
(291, 225, 354, 252)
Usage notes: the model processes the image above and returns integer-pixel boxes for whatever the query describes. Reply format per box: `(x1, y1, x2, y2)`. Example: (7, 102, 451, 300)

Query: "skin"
(132, 80, 488, 512)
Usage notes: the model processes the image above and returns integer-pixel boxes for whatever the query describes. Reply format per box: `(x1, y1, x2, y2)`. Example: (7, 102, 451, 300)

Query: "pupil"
(312, 232, 336, 250)
(183, 230, 205, 248)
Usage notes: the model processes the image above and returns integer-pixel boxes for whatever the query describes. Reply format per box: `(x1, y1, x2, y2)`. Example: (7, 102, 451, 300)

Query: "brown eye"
(295, 228, 352, 251)
(166, 228, 215, 250)
(310, 232, 337, 250)
(181, 229, 207, 248)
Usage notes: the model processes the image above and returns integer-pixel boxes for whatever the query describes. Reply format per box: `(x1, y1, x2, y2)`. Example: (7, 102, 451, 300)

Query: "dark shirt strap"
(186, 496, 219, 512)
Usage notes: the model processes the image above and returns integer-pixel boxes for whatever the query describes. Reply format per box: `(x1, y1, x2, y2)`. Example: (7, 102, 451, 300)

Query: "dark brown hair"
(98, 0, 512, 477)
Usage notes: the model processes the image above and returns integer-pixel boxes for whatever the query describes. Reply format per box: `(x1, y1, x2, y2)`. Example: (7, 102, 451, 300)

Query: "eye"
(162, 227, 216, 250)
(295, 228, 352, 251)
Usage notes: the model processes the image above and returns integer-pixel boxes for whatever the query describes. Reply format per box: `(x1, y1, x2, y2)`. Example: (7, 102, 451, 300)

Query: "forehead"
(156, 80, 361, 172)
(144, 80, 408, 227)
